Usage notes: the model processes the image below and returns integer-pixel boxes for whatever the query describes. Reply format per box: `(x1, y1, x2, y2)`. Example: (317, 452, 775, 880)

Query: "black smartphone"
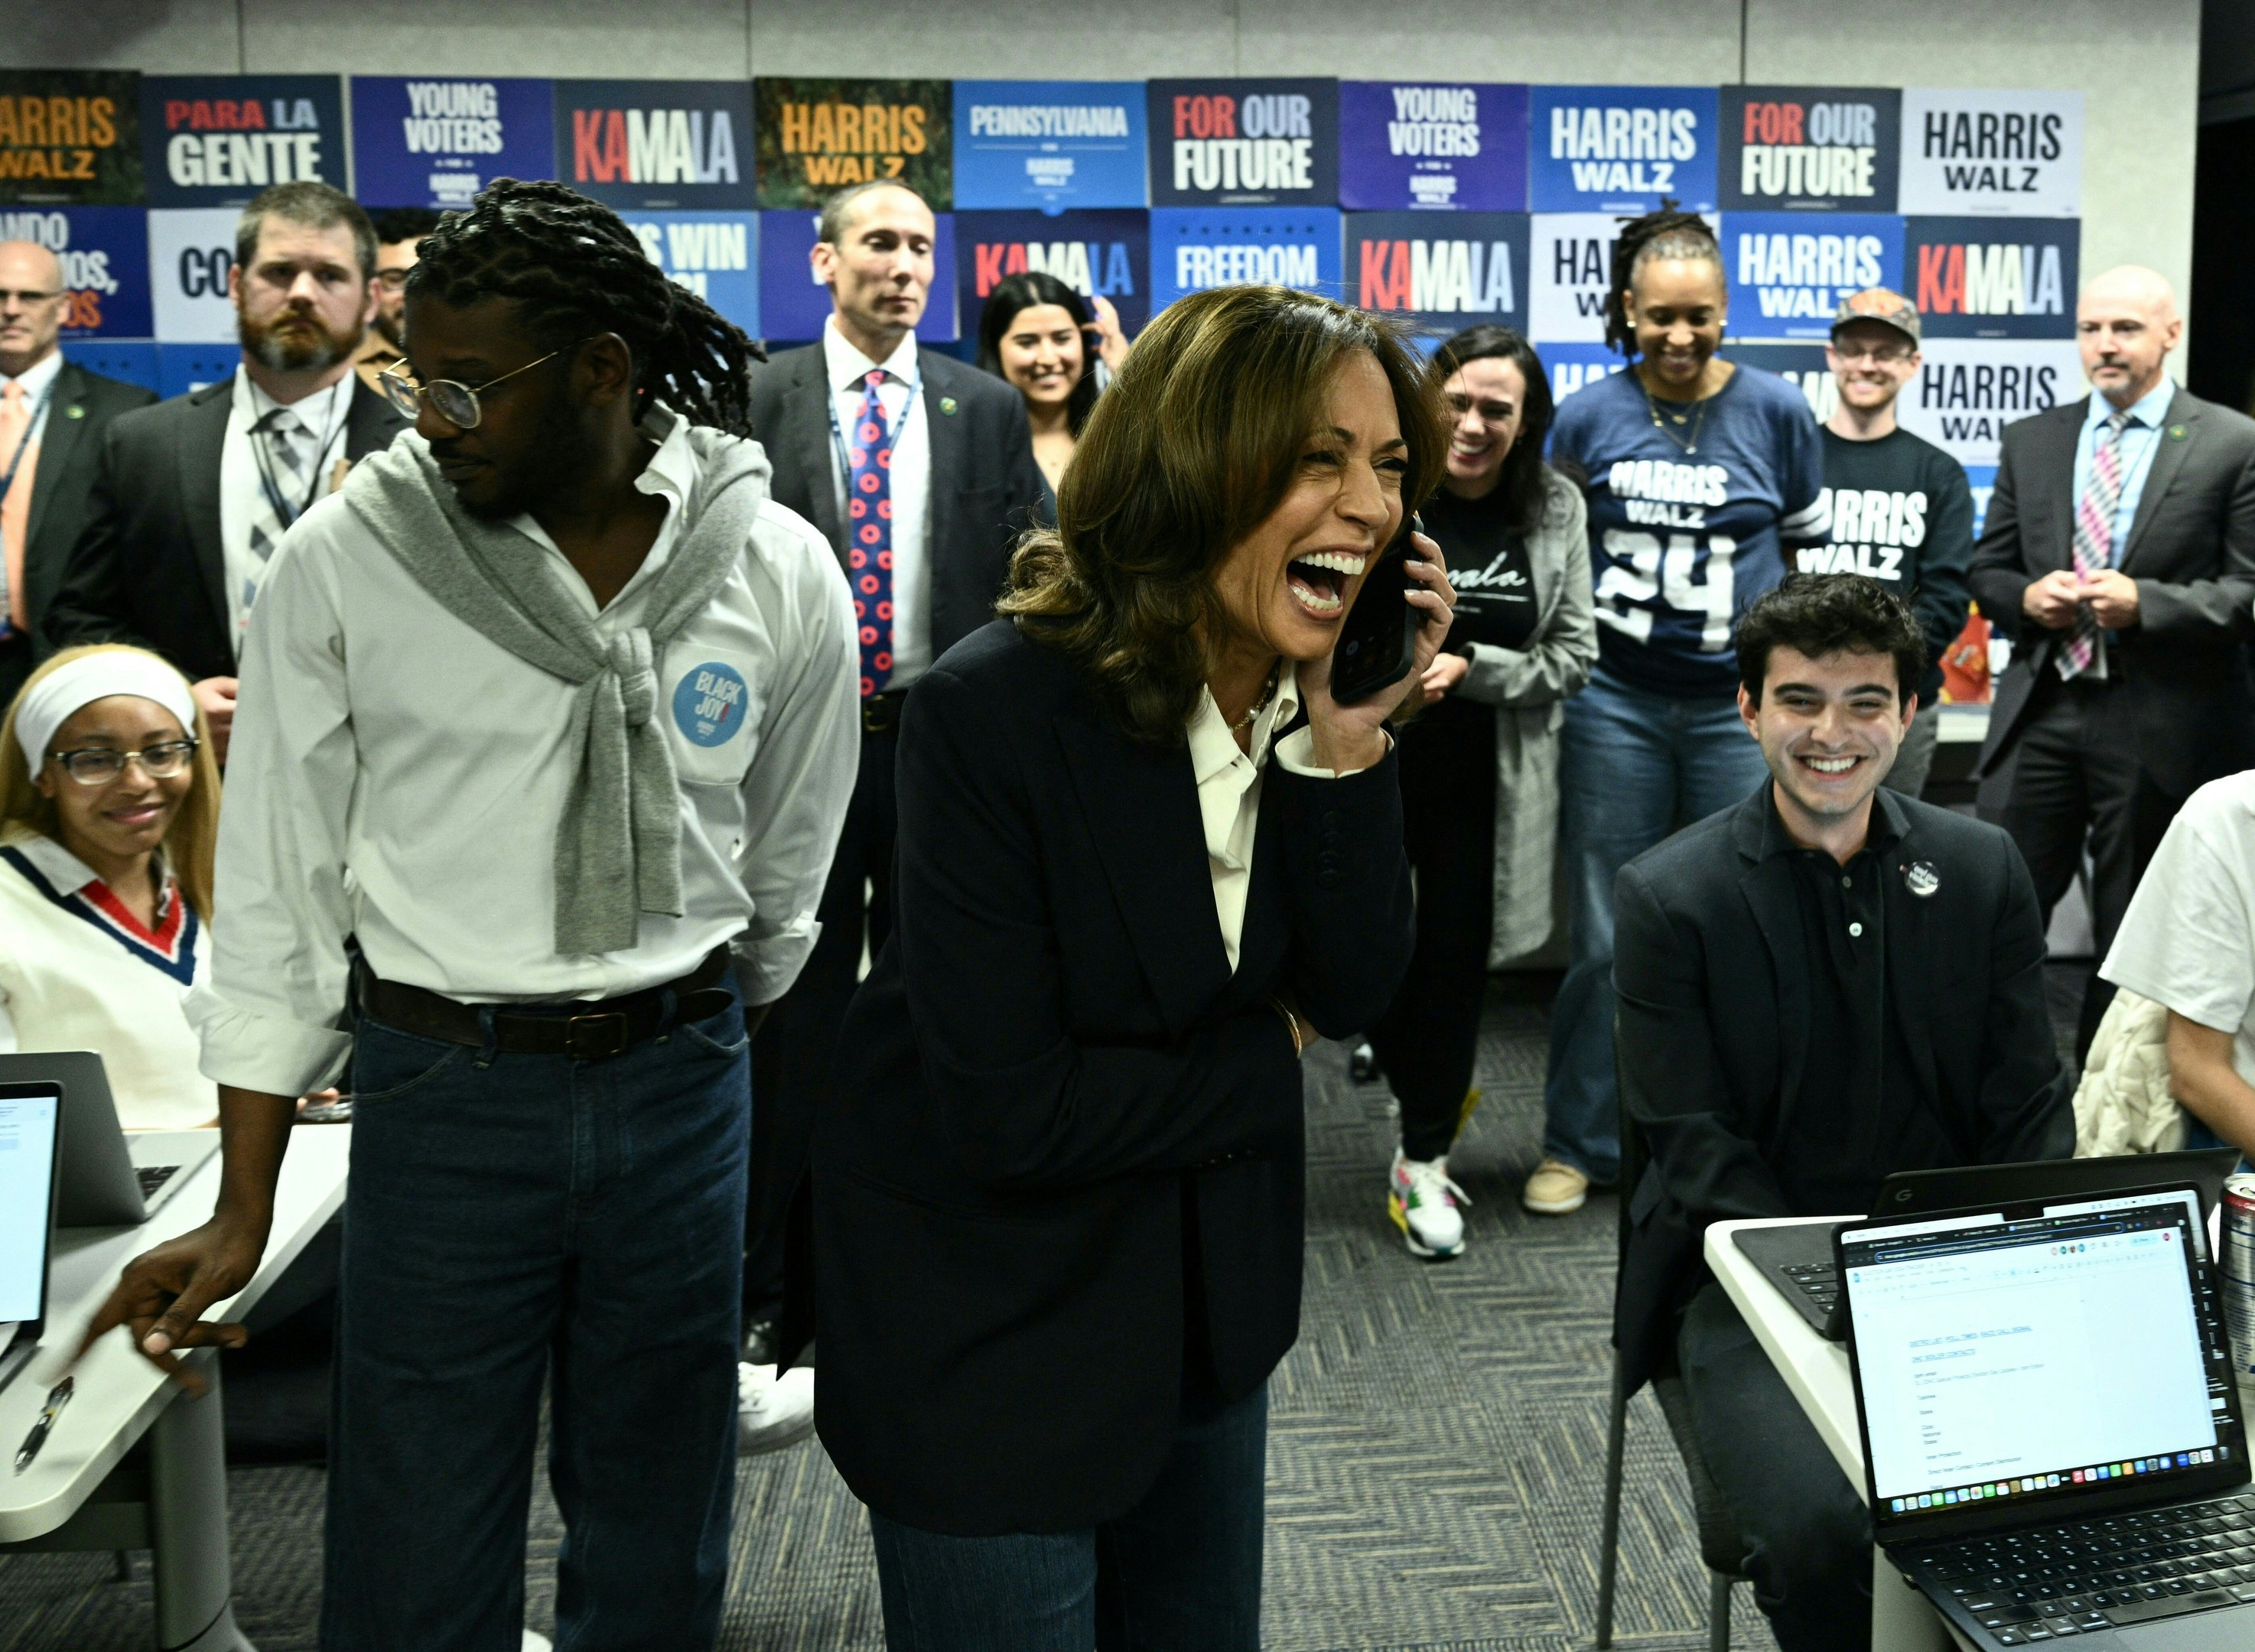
(1326, 513, 1420, 705)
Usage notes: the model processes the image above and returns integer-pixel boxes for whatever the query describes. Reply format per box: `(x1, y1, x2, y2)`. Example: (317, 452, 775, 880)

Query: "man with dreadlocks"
(83, 178, 861, 1652)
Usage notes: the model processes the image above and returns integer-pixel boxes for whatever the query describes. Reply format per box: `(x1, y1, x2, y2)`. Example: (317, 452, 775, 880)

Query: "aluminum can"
(2225, 1173, 2255, 1392)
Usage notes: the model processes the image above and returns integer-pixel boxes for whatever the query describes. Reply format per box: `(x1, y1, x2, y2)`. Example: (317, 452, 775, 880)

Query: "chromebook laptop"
(0, 1081, 63, 1394)
(1838, 1184, 2255, 1647)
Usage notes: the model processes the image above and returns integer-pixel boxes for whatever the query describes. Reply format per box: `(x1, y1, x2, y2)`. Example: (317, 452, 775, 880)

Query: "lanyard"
(0, 373, 58, 504)
(252, 386, 351, 529)
(825, 366, 922, 485)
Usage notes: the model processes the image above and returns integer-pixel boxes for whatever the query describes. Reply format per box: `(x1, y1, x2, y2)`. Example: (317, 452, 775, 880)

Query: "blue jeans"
(867, 1384, 1267, 1651)
(1543, 665, 1771, 1182)
(322, 991, 752, 1652)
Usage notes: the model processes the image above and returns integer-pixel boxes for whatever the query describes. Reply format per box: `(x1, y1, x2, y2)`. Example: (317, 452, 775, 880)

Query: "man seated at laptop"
(1611, 574, 2074, 1651)
(0, 646, 220, 1130)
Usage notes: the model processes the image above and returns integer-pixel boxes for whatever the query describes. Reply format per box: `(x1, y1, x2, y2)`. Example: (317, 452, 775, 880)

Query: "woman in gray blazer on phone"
(1368, 327, 1598, 1260)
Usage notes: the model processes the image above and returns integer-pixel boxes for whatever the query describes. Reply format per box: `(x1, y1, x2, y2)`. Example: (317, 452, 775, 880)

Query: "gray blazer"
(1448, 465, 1598, 964)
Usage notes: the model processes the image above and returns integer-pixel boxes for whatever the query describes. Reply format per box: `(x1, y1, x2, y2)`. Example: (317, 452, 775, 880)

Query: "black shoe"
(741, 1316, 781, 1366)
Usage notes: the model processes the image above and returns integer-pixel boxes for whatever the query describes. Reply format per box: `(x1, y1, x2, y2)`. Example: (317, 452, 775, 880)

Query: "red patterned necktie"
(2061, 410, 2130, 678)
(846, 369, 895, 698)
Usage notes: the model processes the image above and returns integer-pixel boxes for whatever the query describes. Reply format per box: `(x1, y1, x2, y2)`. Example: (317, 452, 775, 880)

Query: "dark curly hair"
(405, 177, 762, 437)
(1736, 573, 1927, 707)
(1603, 205, 1723, 357)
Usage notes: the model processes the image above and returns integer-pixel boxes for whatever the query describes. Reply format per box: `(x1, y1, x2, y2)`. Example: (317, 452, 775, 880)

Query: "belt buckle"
(565, 1012, 631, 1061)
(862, 692, 900, 736)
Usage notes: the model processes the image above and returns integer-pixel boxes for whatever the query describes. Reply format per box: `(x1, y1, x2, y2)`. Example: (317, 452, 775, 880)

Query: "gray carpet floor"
(2, 984, 1798, 1651)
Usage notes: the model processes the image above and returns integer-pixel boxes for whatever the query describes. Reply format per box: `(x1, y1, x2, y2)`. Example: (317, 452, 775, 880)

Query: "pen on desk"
(13, 1375, 73, 1475)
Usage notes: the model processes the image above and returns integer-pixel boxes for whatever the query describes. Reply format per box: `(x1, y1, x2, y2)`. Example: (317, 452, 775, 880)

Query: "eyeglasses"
(48, 739, 200, 785)
(0, 288, 63, 307)
(378, 342, 579, 429)
(1831, 343, 1915, 366)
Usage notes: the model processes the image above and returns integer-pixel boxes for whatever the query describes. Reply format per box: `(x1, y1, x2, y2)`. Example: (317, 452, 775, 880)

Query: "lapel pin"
(1902, 860, 1940, 899)
(939, 395, 958, 416)
(2168, 424, 2188, 440)
(65, 404, 84, 419)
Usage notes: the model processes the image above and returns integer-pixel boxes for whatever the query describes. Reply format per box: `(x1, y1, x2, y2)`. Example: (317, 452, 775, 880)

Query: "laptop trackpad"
(2116, 1616, 2255, 1649)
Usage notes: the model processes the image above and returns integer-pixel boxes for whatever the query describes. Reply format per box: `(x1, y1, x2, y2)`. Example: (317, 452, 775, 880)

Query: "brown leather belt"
(355, 948, 735, 1062)
(862, 689, 907, 737)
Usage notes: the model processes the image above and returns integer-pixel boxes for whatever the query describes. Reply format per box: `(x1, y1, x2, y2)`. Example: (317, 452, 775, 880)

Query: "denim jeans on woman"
(322, 990, 752, 1652)
(1543, 665, 1772, 1184)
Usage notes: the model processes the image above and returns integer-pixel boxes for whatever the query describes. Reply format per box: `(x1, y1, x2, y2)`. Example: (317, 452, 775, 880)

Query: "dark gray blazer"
(746, 343, 1049, 665)
(44, 372, 406, 685)
(1969, 387, 2255, 798)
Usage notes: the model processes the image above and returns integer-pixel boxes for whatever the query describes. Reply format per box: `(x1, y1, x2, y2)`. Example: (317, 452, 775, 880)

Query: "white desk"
(0, 1124, 352, 1651)
(1706, 1215, 1974, 1652)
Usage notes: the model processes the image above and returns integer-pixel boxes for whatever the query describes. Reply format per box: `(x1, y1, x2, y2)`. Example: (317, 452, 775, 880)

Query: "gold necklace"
(1642, 380, 1710, 457)
(1233, 662, 1282, 732)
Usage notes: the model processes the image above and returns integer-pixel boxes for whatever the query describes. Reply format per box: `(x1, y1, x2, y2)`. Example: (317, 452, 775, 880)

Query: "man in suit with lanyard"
(1970, 265, 2255, 1054)
(0, 239, 155, 705)
(742, 180, 1048, 1358)
(45, 181, 406, 759)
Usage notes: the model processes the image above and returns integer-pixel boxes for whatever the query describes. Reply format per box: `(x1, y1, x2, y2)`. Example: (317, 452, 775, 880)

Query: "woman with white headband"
(0, 644, 221, 1130)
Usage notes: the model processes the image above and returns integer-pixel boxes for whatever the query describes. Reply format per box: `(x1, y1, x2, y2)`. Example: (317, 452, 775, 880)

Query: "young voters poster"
(1345, 212, 1528, 337)
(1898, 89, 2082, 218)
(1337, 82, 1527, 213)
(753, 79, 952, 210)
(952, 81, 1144, 210)
(1720, 86, 1902, 213)
(1527, 86, 1716, 215)
(955, 210, 1150, 337)
(0, 71, 143, 206)
(622, 212, 759, 337)
(555, 80, 753, 211)
(352, 76, 556, 209)
(141, 76, 346, 208)
(1, 206, 152, 338)
(1905, 216, 2079, 340)
(1721, 213, 1905, 341)
(1147, 207, 1343, 311)
(757, 209, 958, 343)
(1145, 80, 1339, 208)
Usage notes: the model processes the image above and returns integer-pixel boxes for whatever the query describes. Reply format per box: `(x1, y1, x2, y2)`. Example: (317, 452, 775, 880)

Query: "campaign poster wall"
(757, 209, 958, 342)
(1338, 82, 1527, 213)
(1905, 215, 2078, 339)
(1899, 337, 2083, 467)
(622, 211, 758, 335)
(1346, 211, 1527, 336)
(147, 206, 239, 342)
(1527, 213, 1620, 344)
(68, 339, 158, 391)
(0, 206, 149, 337)
(141, 76, 344, 207)
(157, 342, 239, 398)
(1528, 86, 1716, 215)
(0, 71, 142, 205)
(754, 79, 951, 210)
(952, 81, 1144, 210)
(555, 80, 753, 210)
(1147, 80, 1338, 208)
(955, 210, 1150, 339)
(352, 76, 556, 209)
(1899, 89, 2082, 218)
(1720, 86, 1901, 213)
(1723, 213, 1905, 341)
(1725, 342, 1836, 424)
(1532, 341, 1628, 412)
(1147, 207, 1343, 311)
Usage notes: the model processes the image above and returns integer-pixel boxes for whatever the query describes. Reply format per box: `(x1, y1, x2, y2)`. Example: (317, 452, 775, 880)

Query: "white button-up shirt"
(822, 317, 934, 688)
(188, 415, 862, 1098)
(217, 365, 355, 658)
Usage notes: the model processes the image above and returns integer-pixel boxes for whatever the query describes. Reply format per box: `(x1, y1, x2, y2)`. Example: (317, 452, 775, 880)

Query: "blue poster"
(1722, 213, 1905, 340)
(1720, 87, 1902, 213)
(1146, 80, 1338, 207)
(1339, 83, 1526, 213)
(554, 80, 753, 210)
(952, 81, 1146, 210)
(1720, 343, 1835, 422)
(351, 76, 555, 209)
(621, 212, 758, 337)
(4, 206, 152, 339)
(1345, 212, 1527, 336)
(157, 342, 239, 398)
(1148, 207, 1342, 311)
(1531, 341, 1628, 415)
(757, 210, 958, 343)
(66, 339, 157, 391)
(1528, 86, 1717, 215)
(141, 76, 346, 207)
(1904, 215, 2077, 340)
(955, 210, 1150, 340)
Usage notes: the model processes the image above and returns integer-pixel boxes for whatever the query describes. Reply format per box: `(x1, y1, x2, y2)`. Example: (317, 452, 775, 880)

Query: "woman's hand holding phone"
(1303, 529, 1454, 772)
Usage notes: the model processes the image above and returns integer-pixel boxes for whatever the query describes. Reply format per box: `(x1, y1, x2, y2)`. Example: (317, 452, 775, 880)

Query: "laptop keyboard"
(1781, 1260, 1839, 1318)
(135, 1164, 177, 1199)
(1928, 1494, 2255, 1641)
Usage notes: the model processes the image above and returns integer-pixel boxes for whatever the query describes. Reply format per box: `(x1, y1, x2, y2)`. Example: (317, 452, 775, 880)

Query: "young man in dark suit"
(1612, 574, 2071, 1652)
(740, 180, 1049, 1357)
(1970, 265, 2255, 1055)
(0, 239, 157, 704)
(44, 181, 407, 758)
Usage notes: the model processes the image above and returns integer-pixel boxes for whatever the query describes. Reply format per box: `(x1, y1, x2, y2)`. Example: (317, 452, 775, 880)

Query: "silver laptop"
(1839, 1183, 2255, 1647)
(0, 1081, 63, 1393)
(0, 1052, 218, 1228)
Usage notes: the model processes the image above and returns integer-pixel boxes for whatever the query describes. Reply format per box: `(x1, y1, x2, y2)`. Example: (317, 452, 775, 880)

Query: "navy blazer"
(1611, 784, 2073, 1393)
(813, 620, 1415, 1535)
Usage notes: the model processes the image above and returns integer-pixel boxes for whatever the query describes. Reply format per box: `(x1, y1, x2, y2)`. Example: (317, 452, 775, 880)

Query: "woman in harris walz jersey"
(975, 272, 1131, 502)
(1362, 327, 1598, 1262)
(1531, 209, 1830, 1217)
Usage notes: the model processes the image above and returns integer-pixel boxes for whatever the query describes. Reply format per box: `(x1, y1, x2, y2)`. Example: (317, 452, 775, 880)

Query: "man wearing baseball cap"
(1799, 288, 1974, 798)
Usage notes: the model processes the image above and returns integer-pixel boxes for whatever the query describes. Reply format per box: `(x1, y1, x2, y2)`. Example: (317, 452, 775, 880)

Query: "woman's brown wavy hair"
(999, 285, 1446, 743)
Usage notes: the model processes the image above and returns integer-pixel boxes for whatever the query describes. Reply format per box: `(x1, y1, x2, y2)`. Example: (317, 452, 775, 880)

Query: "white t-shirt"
(2102, 769, 2255, 1091)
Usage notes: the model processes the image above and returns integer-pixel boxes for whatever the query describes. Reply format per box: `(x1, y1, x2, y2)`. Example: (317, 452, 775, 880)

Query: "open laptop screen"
(1840, 1185, 2250, 1543)
(0, 1085, 63, 1341)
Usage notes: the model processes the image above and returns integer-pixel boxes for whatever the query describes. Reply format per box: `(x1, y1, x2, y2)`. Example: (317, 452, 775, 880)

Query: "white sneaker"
(737, 1361, 816, 1455)
(1388, 1151, 1469, 1259)
(522, 1634, 552, 1651)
